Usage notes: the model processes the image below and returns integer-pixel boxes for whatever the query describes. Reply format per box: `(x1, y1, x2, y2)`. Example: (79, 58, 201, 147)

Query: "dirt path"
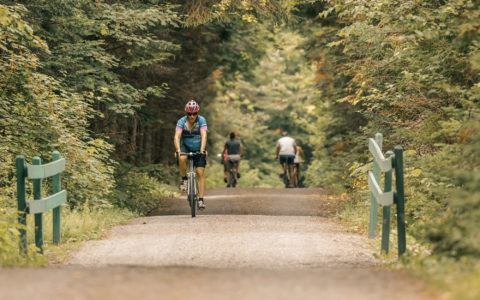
(0, 188, 436, 300)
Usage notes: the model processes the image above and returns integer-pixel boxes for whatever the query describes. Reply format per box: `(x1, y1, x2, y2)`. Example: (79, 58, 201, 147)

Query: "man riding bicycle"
(275, 131, 297, 188)
(222, 131, 243, 187)
(174, 99, 207, 209)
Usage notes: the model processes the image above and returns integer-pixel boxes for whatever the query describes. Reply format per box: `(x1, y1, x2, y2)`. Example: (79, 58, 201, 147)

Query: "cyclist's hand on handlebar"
(202, 150, 208, 157)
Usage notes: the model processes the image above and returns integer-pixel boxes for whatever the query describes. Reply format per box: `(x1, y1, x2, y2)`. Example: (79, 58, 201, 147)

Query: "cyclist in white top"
(275, 131, 297, 188)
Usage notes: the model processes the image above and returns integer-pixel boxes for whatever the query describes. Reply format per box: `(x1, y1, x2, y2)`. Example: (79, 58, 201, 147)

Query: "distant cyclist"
(174, 99, 207, 209)
(222, 131, 243, 187)
(275, 131, 297, 188)
(294, 144, 306, 186)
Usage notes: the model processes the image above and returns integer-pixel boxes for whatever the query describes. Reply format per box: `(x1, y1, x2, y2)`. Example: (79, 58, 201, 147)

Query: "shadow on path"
(149, 187, 342, 217)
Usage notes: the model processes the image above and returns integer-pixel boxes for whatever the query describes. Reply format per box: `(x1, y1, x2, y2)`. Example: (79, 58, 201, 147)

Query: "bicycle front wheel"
(189, 175, 196, 217)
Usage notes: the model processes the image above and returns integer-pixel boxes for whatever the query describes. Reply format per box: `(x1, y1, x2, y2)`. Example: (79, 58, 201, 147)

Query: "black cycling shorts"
(279, 155, 295, 165)
(225, 159, 239, 172)
(180, 145, 207, 168)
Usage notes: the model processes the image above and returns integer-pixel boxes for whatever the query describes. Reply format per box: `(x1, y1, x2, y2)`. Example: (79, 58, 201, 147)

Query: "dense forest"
(1, 0, 479, 295)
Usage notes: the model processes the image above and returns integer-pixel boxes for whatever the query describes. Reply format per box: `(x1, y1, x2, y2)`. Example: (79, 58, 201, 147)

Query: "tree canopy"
(0, 0, 479, 270)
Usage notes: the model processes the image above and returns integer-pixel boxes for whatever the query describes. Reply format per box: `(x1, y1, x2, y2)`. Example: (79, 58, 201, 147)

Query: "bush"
(206, 159, 283, 188)
(110, 164, 178, 215)
(0, 207, 47, 267)
(426, 126, 480, 258)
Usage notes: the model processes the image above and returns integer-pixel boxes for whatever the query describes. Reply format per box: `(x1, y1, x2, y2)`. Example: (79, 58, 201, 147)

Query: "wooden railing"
(16, 151, 67, 254)
(368, 133, 406, 257)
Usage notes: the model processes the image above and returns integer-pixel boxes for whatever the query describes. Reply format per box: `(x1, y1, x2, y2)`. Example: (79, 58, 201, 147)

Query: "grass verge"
(25, 205, 137, 265)
(335, 191, 480, 299)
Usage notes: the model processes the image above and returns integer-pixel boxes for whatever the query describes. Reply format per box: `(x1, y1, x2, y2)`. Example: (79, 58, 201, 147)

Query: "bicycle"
(226, 154, 240, 188)
(292, 164, 299, 188)
(283, 163, 291, 188)
(228, 161, 238, 188)
(180, 152, 202, 217)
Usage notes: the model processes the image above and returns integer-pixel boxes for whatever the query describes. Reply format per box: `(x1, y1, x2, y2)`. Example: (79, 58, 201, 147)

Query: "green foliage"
(288, 4, 480, 297)
(206, 24, 318, 186)
(292, 0, 479, 249)
(182, 0, 293, 26)
(0, 0, 478, 280)
(110, 164, 178, 215)
(0, 207, 47, 267)
(138, 163, 180, 187)
(206, 159, 283, 188)
(426, 124, 480, 258)
(25, 0, 180, 114)
(0, 3, 115, 209)
(0, 4, 120, 265)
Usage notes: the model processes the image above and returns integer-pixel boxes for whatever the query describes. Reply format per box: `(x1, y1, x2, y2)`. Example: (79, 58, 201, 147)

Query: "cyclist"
(293, 143, 306, 186)
(174, 99, 208, 209)
(222, 148, 228, 183)
(275, 131, 297, 188)
(222, 131, 243, 187)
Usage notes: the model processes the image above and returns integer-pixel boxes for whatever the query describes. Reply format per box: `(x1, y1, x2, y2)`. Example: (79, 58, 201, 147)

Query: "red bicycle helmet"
(185, 99, 200, 113)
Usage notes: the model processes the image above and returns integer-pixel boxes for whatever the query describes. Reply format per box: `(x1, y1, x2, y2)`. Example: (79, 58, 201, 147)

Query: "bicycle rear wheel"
(293, 167, 299, 188)
(284, 168, 289, 188)
(229, 169, 237, 187)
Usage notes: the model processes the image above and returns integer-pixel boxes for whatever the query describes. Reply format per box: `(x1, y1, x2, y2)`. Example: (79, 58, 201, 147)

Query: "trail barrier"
(367, 133, 406, 257)
(16, 151, 67, 254)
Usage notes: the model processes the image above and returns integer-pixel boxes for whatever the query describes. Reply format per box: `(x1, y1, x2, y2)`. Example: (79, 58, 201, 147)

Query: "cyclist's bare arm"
(300, 147, 306, 161)
(174, 129, 182, 154)
(200, 130, 207, 156)
(275, 145, 280, 158)
(240, 143, 244, 157)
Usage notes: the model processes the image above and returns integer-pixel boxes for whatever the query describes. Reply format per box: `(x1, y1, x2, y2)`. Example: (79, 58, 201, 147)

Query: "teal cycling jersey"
(176, 115, 208, 151)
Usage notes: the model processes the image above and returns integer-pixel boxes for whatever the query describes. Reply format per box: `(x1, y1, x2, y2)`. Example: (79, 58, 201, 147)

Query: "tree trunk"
(145, 124, 152, 163)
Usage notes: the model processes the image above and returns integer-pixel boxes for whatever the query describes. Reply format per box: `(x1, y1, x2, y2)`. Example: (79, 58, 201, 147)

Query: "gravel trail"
(0, 188, 437, 300)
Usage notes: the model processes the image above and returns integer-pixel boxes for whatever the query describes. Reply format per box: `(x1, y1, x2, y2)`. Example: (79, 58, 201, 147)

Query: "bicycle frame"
(228, 160, 238, 188)
(181, 152, 201, 217)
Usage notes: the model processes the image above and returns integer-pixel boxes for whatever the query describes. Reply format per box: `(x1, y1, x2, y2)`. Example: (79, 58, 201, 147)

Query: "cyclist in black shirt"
(222, 131, 243, 186)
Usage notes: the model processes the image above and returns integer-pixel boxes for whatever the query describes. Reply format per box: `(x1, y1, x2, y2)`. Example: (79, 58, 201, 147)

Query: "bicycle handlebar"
(179, 151, 203, 157)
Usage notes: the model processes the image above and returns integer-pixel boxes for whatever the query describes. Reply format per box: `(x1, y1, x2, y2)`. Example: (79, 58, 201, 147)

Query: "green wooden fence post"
(52, 151, 61, 244)
(368, 133, 382, 238)
(381, 151, 394, 254)
(394, 146, 406, 256)
(32, 156, 44, 253)
(16, 156, 27, 254)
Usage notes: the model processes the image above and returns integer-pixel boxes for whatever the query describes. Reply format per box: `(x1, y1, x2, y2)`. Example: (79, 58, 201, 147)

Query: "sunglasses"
(187, 113, 198, 116)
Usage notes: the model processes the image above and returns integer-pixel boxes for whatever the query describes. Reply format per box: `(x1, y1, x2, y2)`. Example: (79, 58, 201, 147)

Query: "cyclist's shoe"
(224, 177, 227, 183)
(237, 172, 241, 178)
(279, 173, 284, 178)
(198, 199, 205, 209)
(179, 179, 187, 192)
